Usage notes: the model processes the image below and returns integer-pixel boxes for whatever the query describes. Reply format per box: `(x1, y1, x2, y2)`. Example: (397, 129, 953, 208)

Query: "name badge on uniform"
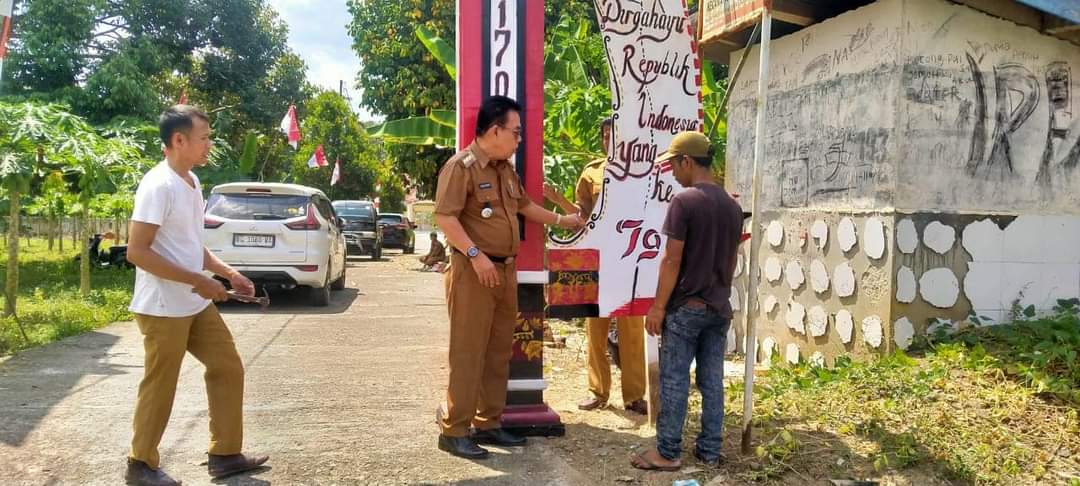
(479, 182, 493, 190)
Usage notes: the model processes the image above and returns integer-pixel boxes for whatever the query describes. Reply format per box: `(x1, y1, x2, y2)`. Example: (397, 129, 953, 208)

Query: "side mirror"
(336, 217, 345, 227)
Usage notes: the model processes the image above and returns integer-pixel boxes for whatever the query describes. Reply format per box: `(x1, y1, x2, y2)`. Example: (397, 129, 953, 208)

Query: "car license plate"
(233, 234, 275, 248)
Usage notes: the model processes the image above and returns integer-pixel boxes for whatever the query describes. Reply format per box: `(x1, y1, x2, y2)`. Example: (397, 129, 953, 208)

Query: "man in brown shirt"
(544, 117, 648, 415)
(435, 96, 584, 459)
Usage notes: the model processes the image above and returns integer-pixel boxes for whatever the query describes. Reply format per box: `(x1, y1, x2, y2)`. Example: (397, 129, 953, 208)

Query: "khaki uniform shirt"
(575, 158, 606, 217)
(435, 142, 533, 258)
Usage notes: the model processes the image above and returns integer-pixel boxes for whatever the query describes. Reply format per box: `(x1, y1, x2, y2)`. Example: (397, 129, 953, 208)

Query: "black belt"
(452, 248, 515, 264)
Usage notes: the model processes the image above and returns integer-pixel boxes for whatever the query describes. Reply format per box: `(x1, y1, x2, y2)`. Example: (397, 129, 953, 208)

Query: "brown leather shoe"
(625, 399, 648, 415)
(577, 396, 606, 411)
(125, 458, 181, 486)
(207, 453, 269, 479)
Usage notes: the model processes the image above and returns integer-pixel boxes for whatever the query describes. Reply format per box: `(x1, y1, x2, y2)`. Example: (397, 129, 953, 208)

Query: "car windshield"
(206, 193, 309, 220)
(334, 203, 375, 220)
(378, 215, 403, 224)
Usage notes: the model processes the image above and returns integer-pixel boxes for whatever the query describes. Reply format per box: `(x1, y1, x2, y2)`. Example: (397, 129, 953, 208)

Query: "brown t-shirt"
(434, 142, 533, 258)
(661, 183, 743, 317)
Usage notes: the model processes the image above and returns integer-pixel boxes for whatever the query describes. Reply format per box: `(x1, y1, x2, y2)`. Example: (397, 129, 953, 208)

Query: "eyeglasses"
(498, 124, 522, 140)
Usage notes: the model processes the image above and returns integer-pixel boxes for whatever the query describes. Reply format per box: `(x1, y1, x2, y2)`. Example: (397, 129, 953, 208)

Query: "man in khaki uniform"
(435, 96, 584, 459)
(544, 118, 647, 415)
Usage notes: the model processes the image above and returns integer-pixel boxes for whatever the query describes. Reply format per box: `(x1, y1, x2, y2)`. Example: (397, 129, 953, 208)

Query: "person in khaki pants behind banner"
(435, 96, 584, 459)
(123, 105, 267, 486)
(543, 117, 648, 415)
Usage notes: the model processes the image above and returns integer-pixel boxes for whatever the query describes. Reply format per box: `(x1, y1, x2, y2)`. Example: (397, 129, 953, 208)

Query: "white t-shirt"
(128, 161, 212, 317)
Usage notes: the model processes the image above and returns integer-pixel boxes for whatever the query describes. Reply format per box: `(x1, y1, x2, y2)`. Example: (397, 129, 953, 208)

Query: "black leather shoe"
(471, 428, 527, 446)
(125, 458, 181, 486)
(207, 453, 269, 479)
(438, 434, 490, 459)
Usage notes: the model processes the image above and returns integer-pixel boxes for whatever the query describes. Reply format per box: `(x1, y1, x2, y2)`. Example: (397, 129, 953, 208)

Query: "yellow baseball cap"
(656, 131, 712, 162)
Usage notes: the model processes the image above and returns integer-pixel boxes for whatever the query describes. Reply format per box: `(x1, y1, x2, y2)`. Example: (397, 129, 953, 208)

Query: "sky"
(267, 0, 381, 122)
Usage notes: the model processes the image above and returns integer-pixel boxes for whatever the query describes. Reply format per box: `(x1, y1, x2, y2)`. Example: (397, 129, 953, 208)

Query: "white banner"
(552, 0, 703, 317)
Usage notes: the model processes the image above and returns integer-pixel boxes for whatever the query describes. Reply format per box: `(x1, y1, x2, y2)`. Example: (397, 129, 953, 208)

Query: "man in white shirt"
(124, 105, 268, 486)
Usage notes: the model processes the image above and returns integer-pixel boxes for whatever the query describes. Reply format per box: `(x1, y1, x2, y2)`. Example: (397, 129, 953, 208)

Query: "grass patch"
(0, 238, 134, 356)
(704, 304, 1080, 485)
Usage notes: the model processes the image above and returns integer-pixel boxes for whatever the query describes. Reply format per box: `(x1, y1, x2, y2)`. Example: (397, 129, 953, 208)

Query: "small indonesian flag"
(331, 158, 342, 186)
(279, 104, 301, 149)
(307, 145, 327, 168)
(0, 0, 14, 60)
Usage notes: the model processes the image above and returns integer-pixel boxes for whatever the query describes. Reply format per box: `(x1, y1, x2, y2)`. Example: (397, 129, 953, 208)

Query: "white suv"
(203, 183, 348, 306)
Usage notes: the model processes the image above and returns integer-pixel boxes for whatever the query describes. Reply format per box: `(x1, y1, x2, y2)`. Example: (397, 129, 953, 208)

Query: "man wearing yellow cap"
(630, 131, 743, 471)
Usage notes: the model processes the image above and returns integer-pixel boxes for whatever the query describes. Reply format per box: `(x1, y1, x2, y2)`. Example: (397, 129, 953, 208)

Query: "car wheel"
(310, 267, 331, 306)
(331, 257, 346, 290)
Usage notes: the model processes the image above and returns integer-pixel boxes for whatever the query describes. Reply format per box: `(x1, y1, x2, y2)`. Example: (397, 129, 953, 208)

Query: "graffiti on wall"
(727, 1, 1080, 211)
(726, 15, 901, 209)
(958, 56, 1080, 182)
(901, 37, 1080, 192)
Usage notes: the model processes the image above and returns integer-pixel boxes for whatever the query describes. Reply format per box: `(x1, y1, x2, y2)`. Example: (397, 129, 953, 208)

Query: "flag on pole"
(279, 104, 301, 149)
(331, 158, 342, 185)
(177, 87, 188, 105)
(307, 145, 327, 168)
(0, 0, 14, 61)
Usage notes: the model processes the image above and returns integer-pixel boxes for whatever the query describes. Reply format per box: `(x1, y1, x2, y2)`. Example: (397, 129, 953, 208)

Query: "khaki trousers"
(586, 316, 646, 404)
(440, 252, 518, 437)
(130, 304, 244, 469)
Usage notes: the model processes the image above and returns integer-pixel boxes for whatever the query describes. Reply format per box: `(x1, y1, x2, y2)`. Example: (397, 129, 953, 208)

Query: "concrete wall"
(726, 0, 904, 211)
(725, 0, 1080, 364)
(732, 211, 898, 366)
(898, 0, 1080, 212)
(891, 213, 1080, 340)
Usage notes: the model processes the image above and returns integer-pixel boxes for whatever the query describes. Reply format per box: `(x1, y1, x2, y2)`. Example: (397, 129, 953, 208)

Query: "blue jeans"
(656, 304, 730, 461)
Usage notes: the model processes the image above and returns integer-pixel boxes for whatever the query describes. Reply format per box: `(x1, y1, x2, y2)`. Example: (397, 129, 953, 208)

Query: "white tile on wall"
(1042, 216, 1080, 264)
(999, 262, 1058, 310)
(1002, 216, 1045, 264)
(964, 262, 1004, 310)
(962, 218, 1005, 262)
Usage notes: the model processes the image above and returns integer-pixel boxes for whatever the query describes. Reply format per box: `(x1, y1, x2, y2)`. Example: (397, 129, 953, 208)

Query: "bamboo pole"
(740, 8, 772, 456)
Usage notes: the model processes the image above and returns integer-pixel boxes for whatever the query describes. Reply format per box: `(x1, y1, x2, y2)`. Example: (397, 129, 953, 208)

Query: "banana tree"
(368, 16, 596, 149)
(366, 25, 458, 147)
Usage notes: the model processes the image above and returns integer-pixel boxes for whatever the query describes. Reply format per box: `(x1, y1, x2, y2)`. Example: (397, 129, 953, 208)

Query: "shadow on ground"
(0, 331, 131, 447)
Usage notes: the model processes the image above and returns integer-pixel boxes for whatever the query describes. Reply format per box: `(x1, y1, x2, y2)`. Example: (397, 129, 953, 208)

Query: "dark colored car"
(378, 213, 416, 253)
(333, 200, 382, 260)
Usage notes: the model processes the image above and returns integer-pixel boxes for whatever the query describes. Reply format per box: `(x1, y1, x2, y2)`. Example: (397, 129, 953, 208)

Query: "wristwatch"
(466, 246, 480, 258)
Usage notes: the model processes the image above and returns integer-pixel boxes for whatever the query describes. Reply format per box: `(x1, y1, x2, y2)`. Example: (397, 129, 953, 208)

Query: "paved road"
(0, 245, 587, 485)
